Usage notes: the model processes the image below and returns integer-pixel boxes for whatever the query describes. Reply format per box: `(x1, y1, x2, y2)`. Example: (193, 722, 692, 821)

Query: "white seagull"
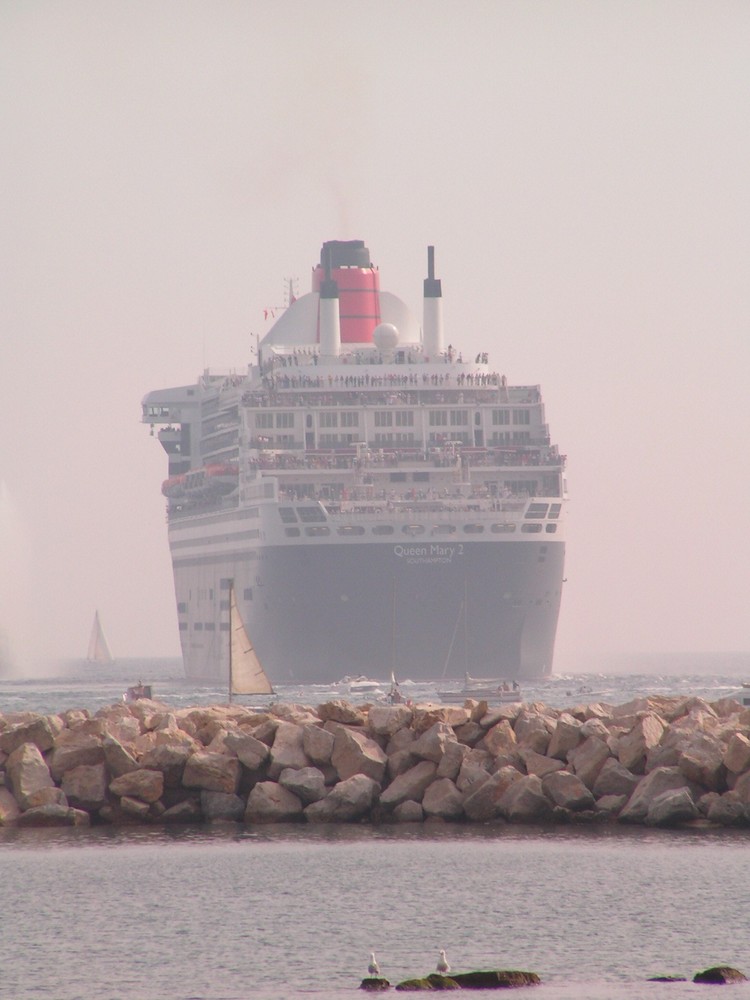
(437, 949, 451, 974)
(368, 952, 380, 977)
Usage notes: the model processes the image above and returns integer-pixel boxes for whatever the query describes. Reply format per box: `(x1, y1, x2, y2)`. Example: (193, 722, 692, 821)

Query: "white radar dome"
(372, 323, 399, 350)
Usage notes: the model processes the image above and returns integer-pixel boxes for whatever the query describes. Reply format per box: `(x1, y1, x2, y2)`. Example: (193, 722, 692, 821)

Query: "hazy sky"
(2, 0, 749, 673)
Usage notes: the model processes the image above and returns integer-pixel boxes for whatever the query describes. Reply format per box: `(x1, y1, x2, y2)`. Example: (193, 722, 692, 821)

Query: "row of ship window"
(254, 409, 533, 430)
(283, 522, 558, 537)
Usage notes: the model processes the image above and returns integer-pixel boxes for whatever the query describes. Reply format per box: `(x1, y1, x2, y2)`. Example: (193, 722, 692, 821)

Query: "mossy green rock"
(451, 970, 541, 988)
(360, 977, 391, 990)
(693, 966, 747, 984)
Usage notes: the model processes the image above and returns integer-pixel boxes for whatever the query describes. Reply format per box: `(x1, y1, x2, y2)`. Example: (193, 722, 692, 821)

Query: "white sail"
(229, 585, 274, 695)
(87, 610, 113, 665)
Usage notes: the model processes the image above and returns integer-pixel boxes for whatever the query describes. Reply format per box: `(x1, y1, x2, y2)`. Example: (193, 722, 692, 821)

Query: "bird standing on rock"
(437, 949, 451, 974)
(368, 952, 380, 977)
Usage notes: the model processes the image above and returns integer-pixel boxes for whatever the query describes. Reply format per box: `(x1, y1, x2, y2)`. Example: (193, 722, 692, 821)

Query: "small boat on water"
(87, 610, 114, 666)
(123, 681, 152, 702)
(339, 675, 383, 694)
(437, 672, 522, 703)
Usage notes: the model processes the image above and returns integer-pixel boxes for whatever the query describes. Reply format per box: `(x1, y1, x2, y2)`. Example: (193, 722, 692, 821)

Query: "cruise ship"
(142, 239, 567, 684)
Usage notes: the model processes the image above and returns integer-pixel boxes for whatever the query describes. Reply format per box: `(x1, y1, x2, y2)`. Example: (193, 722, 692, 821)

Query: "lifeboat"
(162, 464, 239, 499)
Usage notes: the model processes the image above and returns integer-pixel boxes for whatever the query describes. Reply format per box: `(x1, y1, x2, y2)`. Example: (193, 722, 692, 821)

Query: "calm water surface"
(1, 824, 749, 1000)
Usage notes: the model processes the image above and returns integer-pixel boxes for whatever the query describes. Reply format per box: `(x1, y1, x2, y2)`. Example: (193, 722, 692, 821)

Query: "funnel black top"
(320, 240, 372, 269)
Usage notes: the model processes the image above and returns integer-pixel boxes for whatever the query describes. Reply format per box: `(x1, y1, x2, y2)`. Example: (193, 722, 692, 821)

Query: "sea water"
(2, 659, 750, 1000)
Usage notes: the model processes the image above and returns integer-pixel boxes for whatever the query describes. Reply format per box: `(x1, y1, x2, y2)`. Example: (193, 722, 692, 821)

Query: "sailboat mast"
(228, 581, 234, 703)
(463, 577, 469, 676)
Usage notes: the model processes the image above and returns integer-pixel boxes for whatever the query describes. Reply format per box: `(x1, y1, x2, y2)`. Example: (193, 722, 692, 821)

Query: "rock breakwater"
(2, 693, 750, 829)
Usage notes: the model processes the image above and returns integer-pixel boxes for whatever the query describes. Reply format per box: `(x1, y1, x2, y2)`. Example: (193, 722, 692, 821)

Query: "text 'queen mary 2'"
(142, 240, 567, 685)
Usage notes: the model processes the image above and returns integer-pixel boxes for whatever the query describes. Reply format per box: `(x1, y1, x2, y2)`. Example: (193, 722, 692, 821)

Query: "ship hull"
(172, 537, 564, 684)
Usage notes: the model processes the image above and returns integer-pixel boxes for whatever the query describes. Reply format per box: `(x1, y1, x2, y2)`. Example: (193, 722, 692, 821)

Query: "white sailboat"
(228, 583, 274, 700)
(87, 610, 114, 665)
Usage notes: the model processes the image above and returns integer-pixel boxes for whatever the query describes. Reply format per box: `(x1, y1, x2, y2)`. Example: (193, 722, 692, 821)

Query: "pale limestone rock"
(455, 750, 493, 793)
(568, 736, 611, 789)
(224, 732, 270, 771)
(387, 749, 417, 779)
(480, 719, 517, 756)
(49, 730, 105, 781)
(25, 787, 67, 809)
(183, 751, 241, 794)
(723, 733, 750, 774)
(422, 778, 463, 819)
(271, 703, 320, 726)
(304, 774, 379, 823)
(542, 770, 596, 811)
(579, 718, 612, 741)
(316, 701, 367, 726)
(278, 766, 327, 804)
(678, 742, 726, 792)
(245, 781, 303, 823)
(302, 724, 335, 765)
(729, 771, 750, 804)
(109, 769, 164, 804)
(617, 714, 665, 774)
(6, 742, 55, 809)
(595, 794, 628, 816)
(140, 745, 191, 787)
(380, 761, 437, 808)
(154, 728, 197, 750)
(439, 706, 472, 728)
(17, 804, 90, 828)
(393, 800, 424, 823)
(120, 796, 151, 819)
(0, 786, 21, 825)
(645, 788, 699, 827)
(592, 758, 640, 799)
(546, 714, 583, 761)
(619, 766, 694, 824)
(103, 715, 142, 745)
(479, 704, 522, 729)
(368, 704, 413, 737)
(268, 721, 310, 779)
(453, 721, 484, 746)
(411, 705, 454, 735)
(386, 728, 416, 755)
(513, 711, 553, 754)
(0, 715, 62, 755)
(102, 736, 140, 778)
(61, 763, 109, 810)
(519, 748, 565, 779)
(436, 741, 469, 781)
(205, 728, 241, 754)
(705, 792, 749, 827)
(331, 726, 387, 783)
(200, 790, 245, 821)
(463, 765, 522, 821)
(411, 722, 457, 764)
(61, 709, 91, 727)
(499, 774, 554, 823)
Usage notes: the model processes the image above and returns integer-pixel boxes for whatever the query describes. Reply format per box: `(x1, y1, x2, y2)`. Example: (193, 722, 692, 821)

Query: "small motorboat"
(123, 681, 152, 702)
(437, 673, 522, 704)
(339, 675, 383, 694)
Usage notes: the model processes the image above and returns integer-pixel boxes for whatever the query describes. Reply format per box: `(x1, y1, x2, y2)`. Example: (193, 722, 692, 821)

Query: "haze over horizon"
(2, 1, 748, 676)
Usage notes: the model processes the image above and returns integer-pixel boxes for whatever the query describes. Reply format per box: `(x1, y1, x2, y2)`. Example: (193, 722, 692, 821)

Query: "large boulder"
(410, 722, 457, 764)
(368, 704, 413, 738)
(331, 726, 387, 783)
(617, 714, 664, 774)
(267, 722, 310, 779)
(102, 735, 140, 778)
(302, 724, 335, 765)
(513, 711, 553, 755)
(592, 758, 640, 799)
(109, 769, 164, 804)
(61, 763, 109, 811)
(317, 701, 367, 726)
(140, 745, 191, 788)
(645, 788, 699, 827)
(547, 713, 583, 760)
(304, 774, 380, 823)
(519, 748, 565, 779)
(568, 736, 611, 789)
(0, 715, 63, 755)
(499, 774, 555, 823)
(422, 778, 463, 819)
(49, 731, 105, 781)
(0, 786, 21, 825)
(6, 742, 55, 809)
(463, 765, 522, 822)
(380, 761, 437, 808)
(479, 719, 517, 756)
(224, 731, 270, 772)
(723, 733, 750, 775)
(200, 790, 245, 821)
(278, 766, 327, 804)
(619, 767, 694, 824)
(183, 751, 241, 794)
(245, 781, 304, 823)
(436, 741, 469, 781)
(16, 804, 90, 828)
(542, 770, 596, 811)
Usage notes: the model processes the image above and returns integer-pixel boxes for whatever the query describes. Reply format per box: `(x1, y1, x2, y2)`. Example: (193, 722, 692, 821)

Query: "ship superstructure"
(142, 240, 567, 684)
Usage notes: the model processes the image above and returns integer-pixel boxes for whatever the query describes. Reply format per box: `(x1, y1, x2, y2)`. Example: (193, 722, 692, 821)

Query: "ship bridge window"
(491, 523, 516, 533)
(285, 527, 301, 537)
(255, 413, 274, 429)
(432, 524, 456, 534)
(548, 503, 562, 519)
(413, 472, 429, 482)
(276, 412, 294, 428)
(402, 524, 426, 536)
(525, 503, 549, 519)
(372, 525, 394, 535)
(390, 472, 407, 482)
(297, 506, 326, 522)
(545, 524, 558, 533)
(450, 410, 468, 426)
(463, 524, 485, 534)
(194, 623, 204, 631)
(513, 409, 531, 425)
(279, 507, 298, 523)
(521, 523, 543, 533)
(337, 525, 366, 536)
(341, 412, 359, 427)
(305, 526, 330, 537)
(492, 409, 510, 425)
(205, 623, 215, 631)
(178, 622, 188, 631)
